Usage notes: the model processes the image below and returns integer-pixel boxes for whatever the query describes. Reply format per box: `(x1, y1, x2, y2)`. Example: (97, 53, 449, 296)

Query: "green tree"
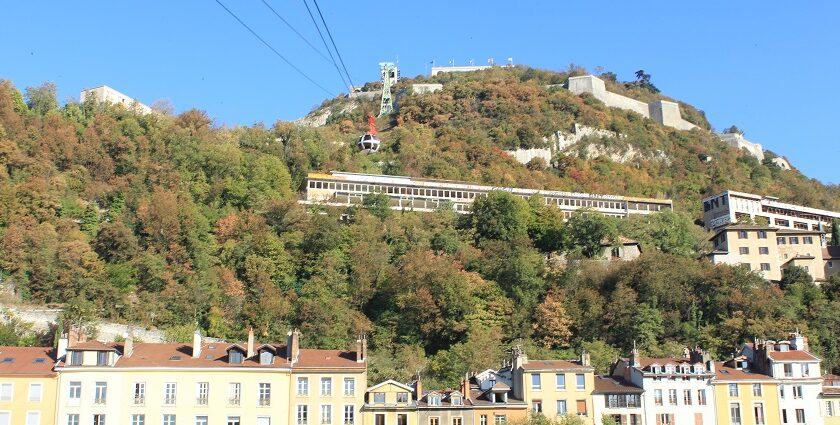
(25, 82, 58, 115)
(469, 191, 531, 243)
(564, 210, 618, 258)
(780, 265, 813, 289)
(80, 203, 100, 237)
(632, 303, 663, 350)
(831, 220, 840, 246)
(362, 192, 392, 220)
(581, 340, 620, 374)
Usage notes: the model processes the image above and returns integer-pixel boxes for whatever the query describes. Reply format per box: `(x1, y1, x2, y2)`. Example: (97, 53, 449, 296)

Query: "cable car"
(356, 114, 381, 153)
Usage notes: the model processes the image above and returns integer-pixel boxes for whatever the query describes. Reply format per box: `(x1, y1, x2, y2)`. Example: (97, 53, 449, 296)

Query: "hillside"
(0, 68, 838, 387)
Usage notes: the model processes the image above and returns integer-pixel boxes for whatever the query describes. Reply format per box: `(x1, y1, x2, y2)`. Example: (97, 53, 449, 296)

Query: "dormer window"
(259, 350, 274, 365)
(665, 366, 675, 374)
(396, 392, 409, 403)
(96, 351, 109, 366)
(694, 365, 704, 374)
(228, 349, 244, 364)
(652, 366, 661, 374)
(428, 394, 441, 406)
(451, 395, 462, 406)
(69, 351, 83, 366)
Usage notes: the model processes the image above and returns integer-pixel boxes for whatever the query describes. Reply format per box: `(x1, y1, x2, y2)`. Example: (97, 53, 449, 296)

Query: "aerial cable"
(213, 0, 335, 97)
(300, 0, 349, 90)
(311, 0, 355, 89)
(259, 0, 335, 66)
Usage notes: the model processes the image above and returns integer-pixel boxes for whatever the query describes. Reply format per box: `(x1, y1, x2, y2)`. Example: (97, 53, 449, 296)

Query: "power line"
(300, 0, 349, 90)
(213, 0, 335, 97)
(259, 0, 334, 66)
(311, 0, 355, 89)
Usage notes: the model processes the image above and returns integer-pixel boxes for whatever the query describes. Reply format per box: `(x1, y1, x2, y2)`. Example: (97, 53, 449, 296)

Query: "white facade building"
(703, 190, 840, 232)
(80, 85, 152, 114)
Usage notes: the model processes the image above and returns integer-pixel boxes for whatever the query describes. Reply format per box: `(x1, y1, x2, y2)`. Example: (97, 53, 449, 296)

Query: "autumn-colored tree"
(533, 289, 573, 348)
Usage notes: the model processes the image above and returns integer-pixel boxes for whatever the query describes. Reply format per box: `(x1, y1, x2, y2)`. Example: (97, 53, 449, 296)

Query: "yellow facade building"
(713, 362, 781, 425)
(822, 374, 840, 425)
(510, 349, 595, 423)
(0, 346, 57, 425)
(362, 380, 417, 425)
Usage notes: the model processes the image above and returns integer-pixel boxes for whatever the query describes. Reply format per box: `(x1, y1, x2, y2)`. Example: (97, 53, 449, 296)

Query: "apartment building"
(702, 190, 840, 232)
(592, 375, 644, 425)
(53, 328, 366, 425)
(708, 225, 826, 281)
(713, 362, 781, 425)
(363, 380, 417, 425)
(0, 346, 57, 425)
(506, 347, 595, 423)
(739, 332, 824, 425)
(824, 247, 840, 280)
(303, 171, 672, 218)
(822, 374, 840, 425)
(611, 347, 717, 425)
(468, 370, 527, 425)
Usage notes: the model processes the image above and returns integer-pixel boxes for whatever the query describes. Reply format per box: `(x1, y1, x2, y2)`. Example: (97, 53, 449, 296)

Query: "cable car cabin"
(356, 132, 380, 153)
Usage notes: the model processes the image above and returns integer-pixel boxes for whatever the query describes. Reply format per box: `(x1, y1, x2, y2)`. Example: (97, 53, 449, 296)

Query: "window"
(229, 350, 243, 364)
(96, 351, 109, 366)
(729, 383, 739, 397)
(373, 393, 385, 404)
(452, 418, 462, 425)
(67, 414, 80, 425)
(556, 400, 567, 415)
(25, 412, 39, 425)
(555, 374, 566, 390)
(758, 231, 767, 239)
(480, 416, 488, 425)
(795, 409, 805, 424)
(780, 385, 785, 399)
(343, 378, 355, 396)
(730, 403, 742, 425)
(784, 364, 793, 377)
(396, 392, 409, 403)
(739, 231, 748, 239)
(825, 401, 834, 416)
(428, 394, 441, 406)
(297, 405, 309, 425)
(28, 383, 42, 401)
(683, 389, 692, 405)
(164, 382, 177, 405)
(657, 414, 674, 424)
(575, 374, 585, 390)
(298, 377, 309, 396)
(752, 384, 762, 396)
(754, 403, 766, 425)
(229, 382, 241, 405)
(259, 383, 271, 406)
(321, 405, 332, 424)
(782, 410, 788, 423)
(259, 350, 274, 365)
(804, 237, 813, 244)
(790, 237, 799, 245)
(739, 247, 750, 255)
(321, 378, 332, 396)
(698, 389, 707, 405)
(343, 405, 355, 425)
(163, 415, 176, 425)
(94, 381, 107, 404)
(793, 386, 802, 399)
(576, 399, 587, 416)
(494, 416, 506, 425)
(429, 418, 439, 425)
(257, 418, 271, 425)
(195, 417, 208, 425)
(759, 247, 769, 255)
(830, 261, 834, 269)
(451, 395, 462, 405)
(668, 389, 677, 405)
(0, 383, 11, 401)
(68, 381, 81, 402)
(133, 382, 145, 404)
(131, 415, 145, 425)
(374, 415, 384, 425)
(777, 237, 786, 245)
(801, 363, 810, 376)
(196, 382, 209, 405)
(227, 417, 241, 425)
(531, 400, 542, 413)
(531, 374, 541, 390)
(760, 263, 771, 271)
(93, 415, 106, 425)
(654, 389, 663, 406)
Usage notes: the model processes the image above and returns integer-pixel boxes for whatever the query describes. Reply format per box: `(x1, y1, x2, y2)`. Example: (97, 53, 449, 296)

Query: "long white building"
(703, 190, 840, 233)
(80, 85, 152, 114)
(303, 171, 672, 218)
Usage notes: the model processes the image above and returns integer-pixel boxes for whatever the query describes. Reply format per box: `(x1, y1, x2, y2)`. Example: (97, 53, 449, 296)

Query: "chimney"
(57, 333, 69, 361)
(124, 332, 134, 358)
(287, 329, 301, 363)
(581, 350, 591, 367)
(414, 373, 423, 400)
(512, 344, 528, 370)
(247, 327, 255, 358)
(356, 333, 368, 363)
(790, 331, 806, 351)
(630, 341, 640, 367)
(460, 373, 470, 400)
(192, 329, 202, 359)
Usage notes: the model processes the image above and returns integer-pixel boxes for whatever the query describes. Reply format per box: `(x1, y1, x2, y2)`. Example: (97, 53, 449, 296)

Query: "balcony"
(164, 397, 176, 405)
(196, 397, 208, 406)
(133, 396, 145, 405)
(259, 398, 271, 407)
(228, 397, 241, 406)
(94, 398, 106, 405)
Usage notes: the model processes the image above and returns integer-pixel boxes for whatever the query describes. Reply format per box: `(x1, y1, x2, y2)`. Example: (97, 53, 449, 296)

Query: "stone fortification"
(567, 75, 697, 131)
(718, 133, 765, 161)
(504, 123, 623, 165)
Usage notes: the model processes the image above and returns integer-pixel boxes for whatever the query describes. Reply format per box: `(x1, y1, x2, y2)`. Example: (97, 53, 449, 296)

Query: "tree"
(564, 210, 618, 258)
(625, 70, 659, 93)
(831, 220, 840, 246)
(581, 340, 620, 374)
(632, 303, 663, 350)
(723, 125, 744, 135)
(780, 265, 813, 289)
(469, 191, 531, 243)
(533, 289, 573, 348)
(25, 82, 58, 115)
(80, 203, 100, 237)
(362, 192, 392, 220)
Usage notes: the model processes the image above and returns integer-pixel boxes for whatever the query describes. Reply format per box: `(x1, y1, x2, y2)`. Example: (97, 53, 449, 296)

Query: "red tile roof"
(0, 346, 56, 375)
(767, 350, 819, 362)
(593, 376, 643, 394)
(69, 340, 117, 351)
(294, 349, 364, 369)
(714, 363, 773, 381)
(113, 343, 291, 369)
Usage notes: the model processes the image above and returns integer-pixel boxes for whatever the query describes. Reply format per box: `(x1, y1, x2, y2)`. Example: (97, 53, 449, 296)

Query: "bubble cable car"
(356, 114, 381, 153)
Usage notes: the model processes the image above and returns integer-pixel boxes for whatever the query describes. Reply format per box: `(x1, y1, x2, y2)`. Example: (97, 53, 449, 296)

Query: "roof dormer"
(227, 344, 247, 364)
(257, 345, 276, 365)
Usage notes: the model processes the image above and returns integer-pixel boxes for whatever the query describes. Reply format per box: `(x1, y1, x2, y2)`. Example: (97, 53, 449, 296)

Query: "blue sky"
(2, 1, 838, 183)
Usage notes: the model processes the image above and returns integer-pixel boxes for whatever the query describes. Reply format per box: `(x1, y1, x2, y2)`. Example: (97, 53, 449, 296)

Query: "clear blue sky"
(2, 1, 838, 183)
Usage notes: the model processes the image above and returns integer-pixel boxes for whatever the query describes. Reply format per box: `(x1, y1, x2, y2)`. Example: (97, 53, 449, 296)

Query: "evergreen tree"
(80, 203, 100, 237)
(831, 220, 840, 246)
